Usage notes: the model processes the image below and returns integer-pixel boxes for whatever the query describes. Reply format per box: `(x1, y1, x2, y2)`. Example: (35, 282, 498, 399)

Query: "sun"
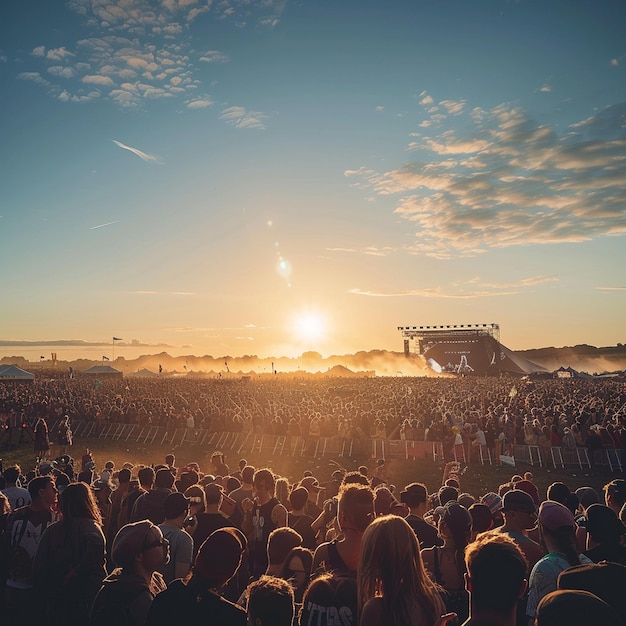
(294, 312, 326, 343)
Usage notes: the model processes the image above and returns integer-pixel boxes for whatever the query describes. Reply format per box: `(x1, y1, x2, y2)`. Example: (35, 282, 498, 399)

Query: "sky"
(1, 0, 625, 362)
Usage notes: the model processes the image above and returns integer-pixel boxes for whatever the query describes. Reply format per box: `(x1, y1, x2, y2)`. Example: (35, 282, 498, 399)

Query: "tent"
(80, 365, 123, 378)
(0, 364, 35, 381)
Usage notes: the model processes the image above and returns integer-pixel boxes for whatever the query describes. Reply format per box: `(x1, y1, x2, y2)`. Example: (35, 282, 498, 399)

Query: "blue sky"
(1, 0, 625, 361)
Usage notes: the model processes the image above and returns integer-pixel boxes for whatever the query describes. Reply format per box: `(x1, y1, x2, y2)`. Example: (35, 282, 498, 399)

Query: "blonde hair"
(358, 515, 443, 626)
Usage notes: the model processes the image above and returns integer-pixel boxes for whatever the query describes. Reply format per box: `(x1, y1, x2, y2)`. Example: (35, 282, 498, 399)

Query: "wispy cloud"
(346, 101, 626, 258)
(349, 287, 517, 298)
(595, 286, 626, 290)
(133, 290, 196, 296)
(220, 106, 267, 130)
(112, 139, 162, 163)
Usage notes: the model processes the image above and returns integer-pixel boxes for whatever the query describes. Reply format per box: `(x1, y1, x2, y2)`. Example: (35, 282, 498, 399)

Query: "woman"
(34, 418, 51, 463)
(279, 546, 313, 604)
(421, 501, 472, 625)
(33, 482, 107, 626)
(358, 515, 446, 626)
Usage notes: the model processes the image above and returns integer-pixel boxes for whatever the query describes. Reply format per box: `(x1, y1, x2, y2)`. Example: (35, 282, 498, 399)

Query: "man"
(582, 504, 626, 565)
(131, 467, 174, 524)
(228, 465, 255, 527)
(463, 531, 527, 626)
(121, 466, 155, 526)
(247, 576, 295, 626)
(1, 465, 31, 511)
(108, 467, 132, 545)
(4, 475, 58, 626)
(158, 492, 194, 584)
(495, 490, 544, 572)
(242, 468, 287, 579)
(265, 527, 303, 577)
(401, 482, 442, 549)
(288, 486, 317, 550)
(603, 479, 626, 516)
(299, 476, 323, 519)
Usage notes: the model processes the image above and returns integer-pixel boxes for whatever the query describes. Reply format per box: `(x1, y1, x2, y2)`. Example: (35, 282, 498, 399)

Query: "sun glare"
(294, 313, 326, 343)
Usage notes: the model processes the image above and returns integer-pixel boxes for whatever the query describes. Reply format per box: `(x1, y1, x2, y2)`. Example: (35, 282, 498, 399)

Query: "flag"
(113, 337, 123, 341)
(103, 356, 110, 361)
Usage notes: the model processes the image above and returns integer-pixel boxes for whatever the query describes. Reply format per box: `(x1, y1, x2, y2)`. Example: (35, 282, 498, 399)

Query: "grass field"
(1, 431, 619, 501)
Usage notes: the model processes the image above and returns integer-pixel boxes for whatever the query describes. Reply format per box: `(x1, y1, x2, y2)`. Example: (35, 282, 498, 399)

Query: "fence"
(58, 420, 625, 469)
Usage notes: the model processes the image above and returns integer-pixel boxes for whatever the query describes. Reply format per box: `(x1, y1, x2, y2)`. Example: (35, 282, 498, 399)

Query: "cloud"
(595, 286, 626, 290)
(112, 139, 163, 163)
(32, 46, 46, 57)
(220, 105, 267, 130)
(348, 287, 517, 298)
(199, 50, 230, 63)
(83, 74, 115, 86)
(610, 58, 619, 67)
(90, 220, 119, 230)
(186, 97, 213, 108)
(539, 84, 552, 92)
(347, 101, 626, 258)
(133, 290, 196, 296)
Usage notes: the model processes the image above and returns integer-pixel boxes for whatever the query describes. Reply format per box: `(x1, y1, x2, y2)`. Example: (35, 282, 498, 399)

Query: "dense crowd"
(1, 375, 626, 626)
(2, 376, 626, 467)
(1, 444, 626, 626)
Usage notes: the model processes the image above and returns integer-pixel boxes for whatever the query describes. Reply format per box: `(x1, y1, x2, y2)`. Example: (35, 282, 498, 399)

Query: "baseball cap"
(481, 492, 503, 514)
(539, 500, 575, 531)
(574, 486, 600, 510)
(584, 504, 626, 543)
(536, 590, 620, 626)
(300, 476, 322, 491)
(503, 490, 537, 513)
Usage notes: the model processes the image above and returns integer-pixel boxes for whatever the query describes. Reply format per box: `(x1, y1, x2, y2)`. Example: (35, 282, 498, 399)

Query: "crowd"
(1, 444, 626, 626)
(2, 376, 626, 467)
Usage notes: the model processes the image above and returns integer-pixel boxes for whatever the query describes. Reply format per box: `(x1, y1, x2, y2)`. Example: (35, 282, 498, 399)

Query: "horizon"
(2, 1, 625, 357)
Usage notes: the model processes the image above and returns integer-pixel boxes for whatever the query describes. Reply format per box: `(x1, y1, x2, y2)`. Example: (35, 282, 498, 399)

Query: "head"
(137, 466, 155, 490)
(536, 590, 621, 626)
(438, 485, 459, 506)
(575, 486, 600, 511)
(439, 501, 472, 548)
(204, 483, 223, 507)
(28, 475, 58, 510)
(163, 492, 191, 522)
(165, 454, 175, 466)
(3, 466, 20, 485)
(400, 482, 428, 512)
(111, 521, 170, 573)
(59, 481, 102, 525)
(247, 576, 295, 626)
(547, 482, 570, 505)
(241, 465, 255, 485)
(337, 483, 375, 534)
(154, 468, 175, 490)
(280, 546, 313, 595)
(267, 527, 302, 568)
(464, 531, 527, 615)
(538, 501, 578, 566)
(193, 528, 244, 589)
(604, 479, 626, 513)
(289, 486, 309, 512)
(502, 489, 538, 531)
(184, 484, 206, 512)
(584, 504, 626, 545)
(468, 503, 493, 535)
(253, 468, 275, 498)
(358, 515, 440, 624)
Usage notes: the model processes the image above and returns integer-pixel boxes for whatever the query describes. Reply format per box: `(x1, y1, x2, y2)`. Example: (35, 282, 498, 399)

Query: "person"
(526, 501, 593, 623)
(121, 466, 155, 526)
(534, 589, 621, 626)
(247, 575, 295, 626)
(34, 418, 51, 464)
(242, 468, 288, 579)
(279, 546, 313, 605)
(463, 531, 528, 626)
(90, 520, 168, 626)
(131, 467, 175, 524)
(401, 482, 443, 549)
(264, 526, 303, 577)
(158, 492, 194, 584)
(1, 465, 31, 511)
(288, 486, 317, 550)
(145, 527, 247, 626)
(55, 415, 73, 456)
(228, 464, 255, 527)
(358, 514, 446, 626)
(108, 467, 132, 546)
(421, 500, 472, 625)
(33, 481, 106, 626)
(211, 451, 230, 477)
(4, 475, 58, 626)
(190, 482, 232, 559)
(312, 483, 375, 577)
(581, 504, 626, 565)
(603, 479, 626, 516)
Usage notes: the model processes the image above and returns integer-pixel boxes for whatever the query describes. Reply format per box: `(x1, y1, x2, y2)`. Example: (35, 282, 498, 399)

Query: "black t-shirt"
(405, 514, 443, 549)
(300, 574, 357, 626)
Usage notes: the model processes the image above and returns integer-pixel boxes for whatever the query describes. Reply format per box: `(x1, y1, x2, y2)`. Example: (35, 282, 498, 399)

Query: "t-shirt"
(1, 486, 31, 511)
(526, 552, 593, 617)
(405, 514, 442, 549)
(300, 574, 357, 626)
(6, 506, 56, 589)
(158, 524, 193, 584)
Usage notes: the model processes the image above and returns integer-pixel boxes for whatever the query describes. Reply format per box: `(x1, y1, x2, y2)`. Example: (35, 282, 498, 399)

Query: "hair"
(3, 466, 20, 484)
(267, 527, 302, 566)
(0, 492, 10, 515)
(280, 547, 313, 597)
(247, 575, 295, 626)
(137, 466, 155, 489)
(536, 590, 621, 626)
(275, 477, 290, 508)
(155, 468, 175, 489)
(300, 574, 357, 626)
(28, 475, 54, 499)
(241, 465, 255, 484)
(358, 515, 443, 626)
(540, 525, 580, 567)
(338, 484, 375, 532)
(440, 501, 472, 574)
(342, 471, 370, 487)
(59, 482, 102, 528)
(184, 485, 206, 511)
(253, 468, 275, 494)
(547, 482, 570, 505)
(465, 531, 527, 613)
(165, 454, 175, 465)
